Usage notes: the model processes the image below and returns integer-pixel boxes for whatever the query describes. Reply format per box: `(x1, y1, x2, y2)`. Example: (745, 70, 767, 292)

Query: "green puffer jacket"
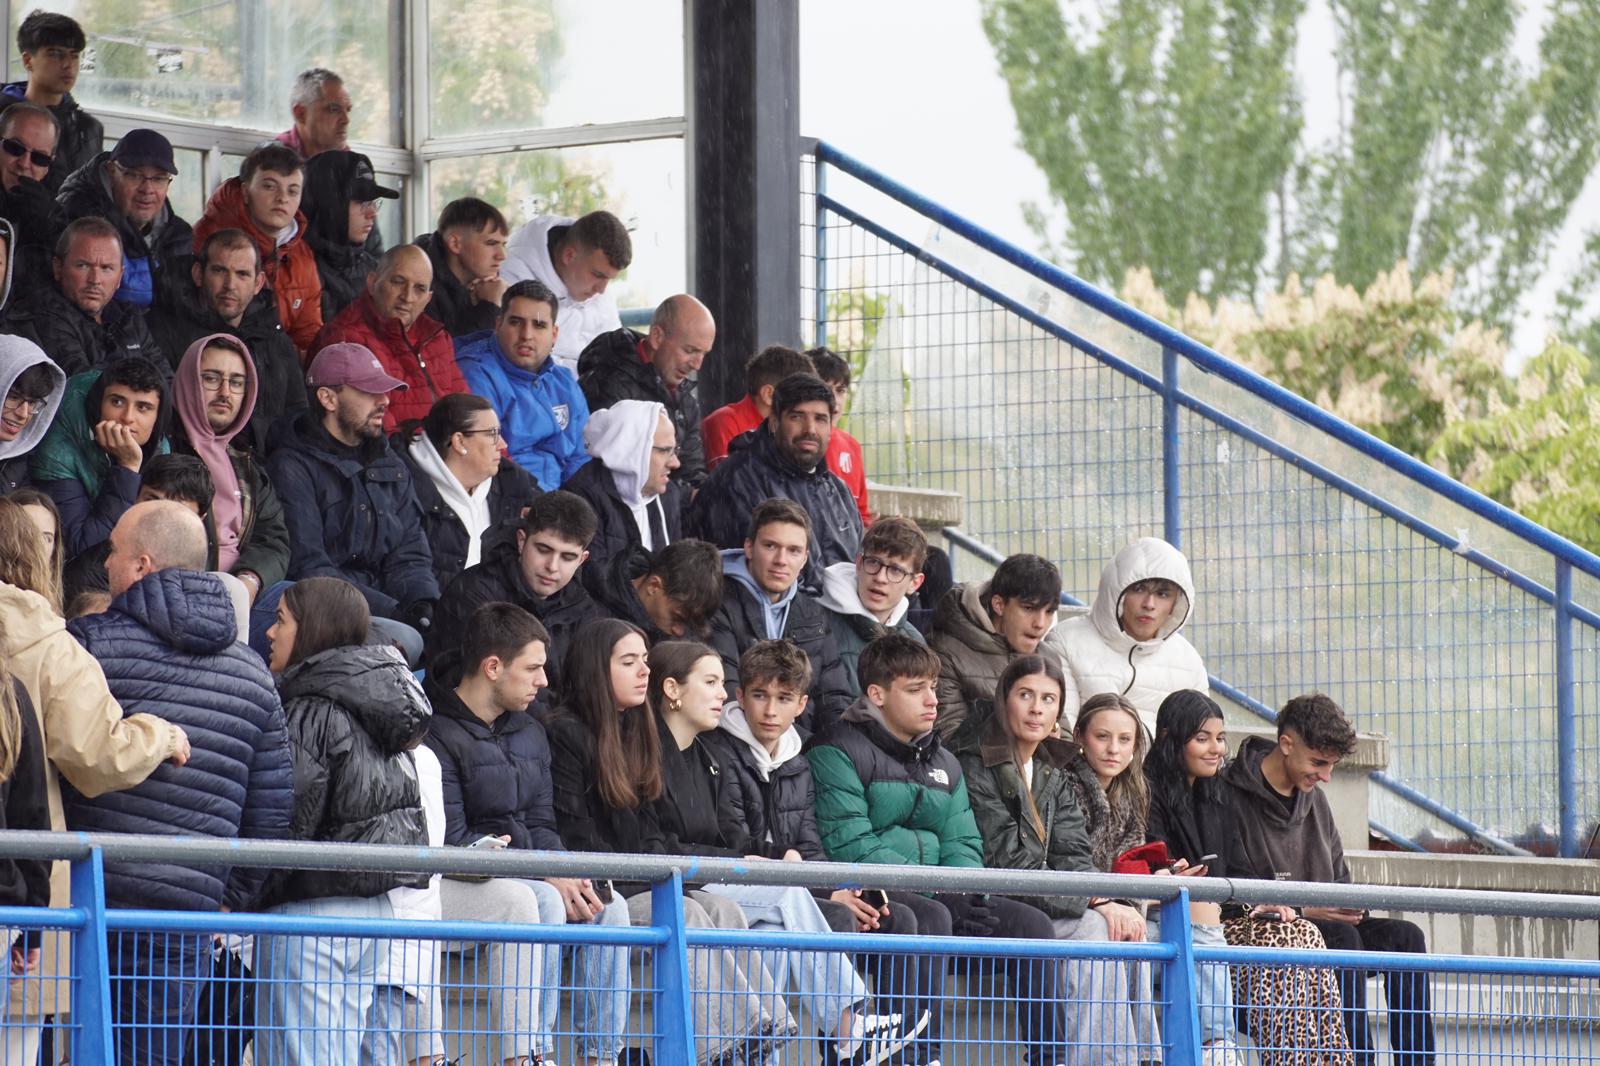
(805, 696, 983, 868)
(955, 718, 1095, 919)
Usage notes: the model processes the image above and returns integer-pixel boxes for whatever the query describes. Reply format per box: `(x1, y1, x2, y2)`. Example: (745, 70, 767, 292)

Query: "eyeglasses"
(860, 555, 914, 583)
(2, 391, 47, 414)
(1, 138, 53, 171)
(110, 163, 173, 190)
(459, 427, 504, 441)
(199, 370, 248, 394)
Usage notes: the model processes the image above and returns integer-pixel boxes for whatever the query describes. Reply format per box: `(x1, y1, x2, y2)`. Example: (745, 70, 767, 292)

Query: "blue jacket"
(266, 410, 440, 618)
(62, 568, 293, 912)
(456, 330, 590, 490)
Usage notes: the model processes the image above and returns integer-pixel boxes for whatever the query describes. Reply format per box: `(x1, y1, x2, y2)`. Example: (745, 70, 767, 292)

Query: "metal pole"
(69, 849, 114, 1065)
(651, 873, 697, 1063)
(814, 154, 828, 348)
(1156, 889, 1201, 1066)
(1556, 560, 1577, 857)
(1162, 347, 1182, 548)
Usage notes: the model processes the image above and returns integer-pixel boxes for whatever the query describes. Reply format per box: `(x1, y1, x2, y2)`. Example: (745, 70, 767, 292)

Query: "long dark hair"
(1147, 689, 1227, 813)
(561, 617, 661, 811)
(281, 577, 369, 667)
(993, 655, 1067, 839)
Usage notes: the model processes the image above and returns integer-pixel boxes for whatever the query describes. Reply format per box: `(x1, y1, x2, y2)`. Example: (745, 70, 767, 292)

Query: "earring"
(669, 697, 682, 714)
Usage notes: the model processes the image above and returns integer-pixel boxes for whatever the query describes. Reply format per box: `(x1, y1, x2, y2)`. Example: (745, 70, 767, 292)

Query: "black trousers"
(1310, 916, 1437, 1066)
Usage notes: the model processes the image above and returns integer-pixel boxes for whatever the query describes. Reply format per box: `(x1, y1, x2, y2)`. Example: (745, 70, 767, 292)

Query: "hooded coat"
(268, 642, 430, 906)
(56, 152, 194, 309)
(499, 215, 622, 371)
(1222, 735, 1350, 885)
(455, 328, 589, 491)
(311, 290, 467, 433)
(1053, 538, 1209, 737)
(818, 560, 926, 695)
(689, 424, 863, 596)
(708, 550, 852, 736)
(62, 569, 293, 912)
(576, 327, 706, 488)
(300, 152, 385, 322)
(191, 177, 324, 355)
(0, 84, 102, 192)
(25, 282, 165, 378)
(565, 399, 684, 581)
(704, 704, 825, 861)
(414, 230, 497, 338)
(804, 695, 983, 868)
(0, 332, 65, 494)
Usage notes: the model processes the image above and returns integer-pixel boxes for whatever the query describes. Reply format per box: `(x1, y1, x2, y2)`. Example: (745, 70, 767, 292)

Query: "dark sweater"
(1222, 736, 1350, 884)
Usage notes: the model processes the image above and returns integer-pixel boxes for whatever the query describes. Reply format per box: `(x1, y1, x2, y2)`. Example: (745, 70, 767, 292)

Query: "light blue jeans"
(254, 895, 393, 1066)
(1192, 922, 1238, 1047)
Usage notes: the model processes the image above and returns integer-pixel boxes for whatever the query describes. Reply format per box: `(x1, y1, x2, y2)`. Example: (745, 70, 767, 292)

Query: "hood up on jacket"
(277, 642, 430, 757)
(717, 701, 804, 782)
(504, 215, 579, 302)
(173, 333, 257, 570)
(584, 398, 665, 508)
(818, 559, 911, 628)
(0, 333, 64, 461)
(1088, 537, 1197, 649)
(111, 568, 240, 656)
(721, 548, 799, 640)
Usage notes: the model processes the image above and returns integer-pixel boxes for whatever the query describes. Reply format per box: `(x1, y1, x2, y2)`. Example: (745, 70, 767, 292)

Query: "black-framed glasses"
(861, 555, 914, 582)
(2, 390, 48, 414)
(110, 162, 173, 190)
(1, 138, 53, 171)
(199, 370, 248, 394)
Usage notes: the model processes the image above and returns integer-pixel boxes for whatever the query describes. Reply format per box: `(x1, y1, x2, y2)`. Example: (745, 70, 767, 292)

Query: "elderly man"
(276, 68, 352, 159)
(0, 100, 63, 289)
(500, 209, 631, 371)
(563, 399, 683, 583)
(311, 244, 467, 432)
(577, 294, 713, 488)
(58, 128, 193, 309)
(29, 217, 164, 376)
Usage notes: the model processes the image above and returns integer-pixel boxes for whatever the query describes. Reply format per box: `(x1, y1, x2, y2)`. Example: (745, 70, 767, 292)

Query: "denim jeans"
(1191, 922, 1238, 1047)
(108, 930, 206, 1066)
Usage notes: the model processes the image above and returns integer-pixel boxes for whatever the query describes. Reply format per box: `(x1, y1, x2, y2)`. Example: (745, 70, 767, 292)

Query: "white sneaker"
(1202, 1043, 1242, 1066)
(834, 1007, 932, 1066)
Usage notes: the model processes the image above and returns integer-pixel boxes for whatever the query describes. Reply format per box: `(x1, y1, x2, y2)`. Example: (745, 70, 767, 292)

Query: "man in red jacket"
(310, 245, 466, 433)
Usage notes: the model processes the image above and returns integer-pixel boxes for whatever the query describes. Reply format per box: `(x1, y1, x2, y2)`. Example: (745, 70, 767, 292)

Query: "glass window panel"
(17, 3, 399, 144)
(165, 145, 205, 222)
(427, 138, 685, 312)
(376, 176, 404, 251)
(428, 0, 683, 136)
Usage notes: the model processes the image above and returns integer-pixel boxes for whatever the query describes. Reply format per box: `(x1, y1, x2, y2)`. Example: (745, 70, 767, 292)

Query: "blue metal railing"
(806, 139, 1600, 857)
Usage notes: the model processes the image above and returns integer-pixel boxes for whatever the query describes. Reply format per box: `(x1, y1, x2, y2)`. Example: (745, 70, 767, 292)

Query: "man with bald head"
(577, 293, 714, 487)
(65, 498, 294, 1066)
(310, 243, 467, 432)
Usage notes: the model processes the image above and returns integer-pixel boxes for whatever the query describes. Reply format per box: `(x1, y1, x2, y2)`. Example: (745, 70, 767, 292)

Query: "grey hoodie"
(0, 319, 66, 492)
(1222, 735, 1350, 885)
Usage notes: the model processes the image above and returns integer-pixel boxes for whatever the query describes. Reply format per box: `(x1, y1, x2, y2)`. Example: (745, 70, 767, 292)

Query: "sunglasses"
(0, 138, 53, 171)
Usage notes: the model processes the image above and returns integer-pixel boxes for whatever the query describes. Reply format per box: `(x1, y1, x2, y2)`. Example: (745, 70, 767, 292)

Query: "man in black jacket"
(1, 11, 102, 191)
(564, 398, 684, 586)
(416, 197, 509, 338)
(30, 217, 164, 376)
(576, 294, 712, 488)
(708, 498, 852, 736)
(690, 372, 861, 595)
(0, 102, 63, 292)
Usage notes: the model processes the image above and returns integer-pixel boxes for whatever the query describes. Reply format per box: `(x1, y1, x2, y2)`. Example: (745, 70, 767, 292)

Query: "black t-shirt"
(1262, 767, 1298, 817)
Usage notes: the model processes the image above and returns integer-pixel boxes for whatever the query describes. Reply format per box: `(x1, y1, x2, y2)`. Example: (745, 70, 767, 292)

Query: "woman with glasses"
(394, 392, 537, 591)
(0, 333, 63, 496)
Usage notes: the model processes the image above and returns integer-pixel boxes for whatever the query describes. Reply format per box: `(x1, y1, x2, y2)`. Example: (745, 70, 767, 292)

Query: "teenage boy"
(1225, 694, 1437, 1065)
(708, 498, 851, 735)
(819, 515, 928, 694)
(415, 197, 510, 338)
(589, 538, 722, 645)
(1, 10, 102, 190)
(806, 634, 1068, 1066)
(807, 345, 871, 525)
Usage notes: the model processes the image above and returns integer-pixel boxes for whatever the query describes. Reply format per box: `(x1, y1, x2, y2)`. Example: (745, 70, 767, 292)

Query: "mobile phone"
(863, 889, 889, 909)
(469, 835, 508, 849)
(1255, 910, 1284, 922)
(1198, 853, 1218, 864)
(594, 879, 615, 905)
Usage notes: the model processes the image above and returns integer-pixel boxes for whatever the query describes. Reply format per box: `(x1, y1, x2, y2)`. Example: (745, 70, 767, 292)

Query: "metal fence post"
(651, 871, 696, 1064)
(1162, 347, 1182, 548)
(1156, 889, 1202, 1066)
(814, 155, 829, 348)
(1556, 560, 1578, 857)
(69, 846, 114, 1064)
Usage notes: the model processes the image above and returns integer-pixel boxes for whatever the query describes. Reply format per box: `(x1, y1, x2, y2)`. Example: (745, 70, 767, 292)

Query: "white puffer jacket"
(1055, 537, 1209, 737)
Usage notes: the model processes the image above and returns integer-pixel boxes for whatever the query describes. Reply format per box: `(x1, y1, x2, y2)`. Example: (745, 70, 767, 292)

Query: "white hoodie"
(718, 702, 805, 784)
(0, 333, 65, 465)
(407, 431, 494, 570)
(817, 560, 912, 628)
(500, 214, 623, 371)
(585, 399, 670, 551)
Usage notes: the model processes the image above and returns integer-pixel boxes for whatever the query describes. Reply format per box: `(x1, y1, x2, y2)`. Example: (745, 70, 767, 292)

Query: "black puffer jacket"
(652, 715, 750, 857)
(268, 642, 430, 905)
(576, 327, 706, 487)
(423, 666, 565, 850)
(57, 153, 194, 309)
(27, 284, 164, 378)
(704, 722, 826, 861)
(415, 230, 498, 338)
(689, 425, 862, 595)
(562, 456, 685, 586)
(544, 709, 668, 858)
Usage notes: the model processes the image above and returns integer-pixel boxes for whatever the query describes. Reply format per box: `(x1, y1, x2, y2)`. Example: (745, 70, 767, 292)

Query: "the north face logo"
(927, 767, 949, 786)
(552, 404, 571, 430)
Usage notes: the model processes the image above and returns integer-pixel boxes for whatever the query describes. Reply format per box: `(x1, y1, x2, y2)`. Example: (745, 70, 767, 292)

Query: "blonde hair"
(0, 497, 60, 614)
(1074, 692, 1150, 827)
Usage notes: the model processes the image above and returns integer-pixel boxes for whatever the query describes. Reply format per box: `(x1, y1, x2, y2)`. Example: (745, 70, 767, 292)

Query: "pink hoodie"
(172, 334, 258, 571)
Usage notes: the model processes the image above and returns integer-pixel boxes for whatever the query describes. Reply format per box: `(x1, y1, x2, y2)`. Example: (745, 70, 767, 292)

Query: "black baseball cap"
(109, 129, 177, 175)
(349, 152, 398, 201)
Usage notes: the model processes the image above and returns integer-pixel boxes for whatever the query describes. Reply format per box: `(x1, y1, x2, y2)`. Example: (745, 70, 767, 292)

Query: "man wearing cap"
(301, 149, 399, 322)
(310, 244, 467, 433)
(265, 341, 439, 653)
(57, 128, 193, 310)
(28, 216, 165, 377)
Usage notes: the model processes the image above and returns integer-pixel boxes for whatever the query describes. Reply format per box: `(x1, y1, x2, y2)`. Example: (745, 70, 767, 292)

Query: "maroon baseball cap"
(305, 343, 407, 394)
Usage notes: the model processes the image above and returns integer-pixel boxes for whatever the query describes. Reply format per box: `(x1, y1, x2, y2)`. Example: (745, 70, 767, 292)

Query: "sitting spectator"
(415, 197, 508, 338)
(700, 344, 817, 470)
(57, 128, 191, 309)
(0, 215, 30, 337)
(500, 209, 630, 370)
(0, 597, 49, 988)
(192, 143, 322, 356)
(1, 11, 100, 191)
(0, 335, 64, 494)
(11, 488, 64, 610)
(1055, 536, 1209, 738)
(807, 345, 872, 525)
(691, 372, 862, 594)
(31, 218, 165, 376)
(456, 279, 588, 490)
(807, 634, 1069, 1066)
(300, 149, 395, 322)
(63, 499, 293, 1066)
(590, 539, 722, 645)
(258, 576, 428, 1066)
(0, 102, 62, 293)
(426, 490, 605, 700)
(708, 498, 851, 735)
(819, 515, 928, 693)
(392, 392, 537, 590)
(265, 342, 438, 660)
(1225, 694, 1436, 1064)
(577, 294, 712, 487)
(32, 356, 171, 558)
(928, 552, 1068, 742)
(424, 603, 631, 1066)
(148, 229, 304, 451)
(275, 68, 351, 160)
(566, 398, 682, 581)
(312, 244, 467, 432)
(169, 334, 290, 602)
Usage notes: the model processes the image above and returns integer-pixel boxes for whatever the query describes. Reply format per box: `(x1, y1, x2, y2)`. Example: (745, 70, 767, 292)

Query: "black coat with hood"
(703, 709, 826, 861)
(57, 153, 194, 309)
(576, 327, 706, 488)
(300, 152, 384, 323)
(0, 324, 66, 495)
(1222, 735, 1350, 885)
(267, 642, 430, 905)
(415, 230, 498, 338)
(563, 453, 684, 588)
(25, 283, 165, 379)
